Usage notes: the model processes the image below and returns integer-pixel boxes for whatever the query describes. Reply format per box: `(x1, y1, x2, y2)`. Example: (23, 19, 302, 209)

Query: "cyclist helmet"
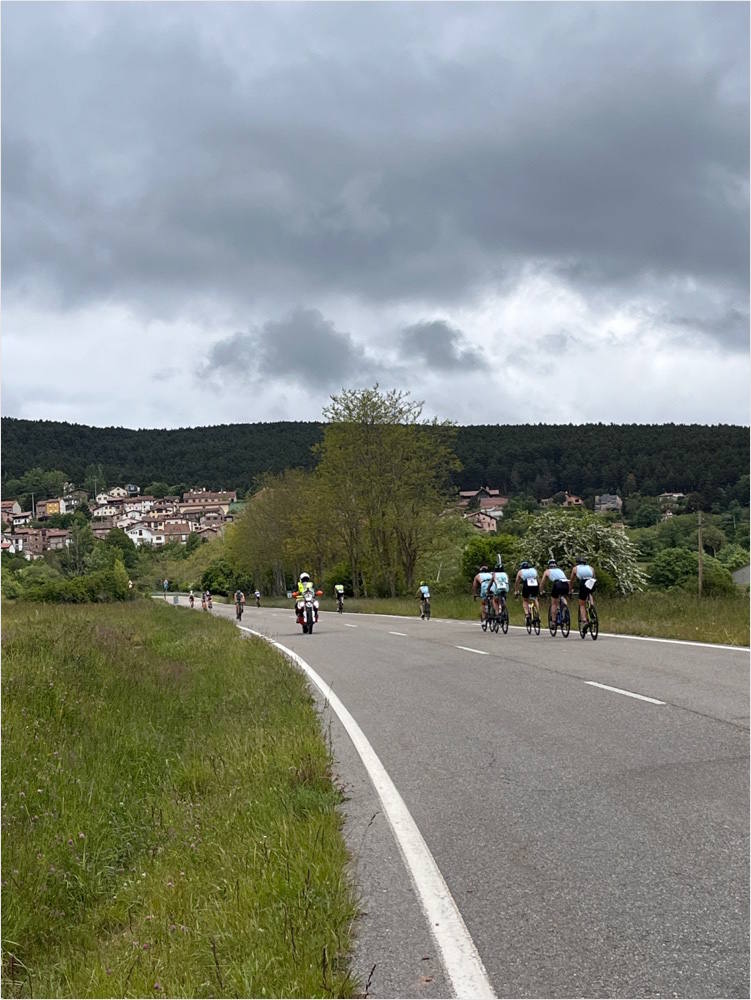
(520, 561, 530, 569)
(548, 559, 557, 567)
(419, 580, 426, 586)
(300, 572, 311, 582)
(478, 565, 488, 572)
(576, 557, 587, 565)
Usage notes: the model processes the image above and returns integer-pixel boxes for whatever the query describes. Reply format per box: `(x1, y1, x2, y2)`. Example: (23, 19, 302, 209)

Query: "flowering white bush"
(519, 509, 647, 594)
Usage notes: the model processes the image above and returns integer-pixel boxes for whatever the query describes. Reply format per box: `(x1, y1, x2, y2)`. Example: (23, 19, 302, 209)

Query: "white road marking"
(584, 681, 666, 705)
(344, 623, 357, 628)
(237, 626, 496, 999)
(389, 631, 408, 636)
(455, 645, 490, 656)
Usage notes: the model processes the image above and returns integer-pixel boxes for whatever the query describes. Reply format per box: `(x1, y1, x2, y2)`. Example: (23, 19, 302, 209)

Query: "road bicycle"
(336, 594, 344, 614)
(420, 596, 431, 621)
(481, 594, 509, 635)
(517, 593, 541, 635)
(235, 601, 244, 621)
(577, 581, 599, 640)
(544, 593, 570, 638)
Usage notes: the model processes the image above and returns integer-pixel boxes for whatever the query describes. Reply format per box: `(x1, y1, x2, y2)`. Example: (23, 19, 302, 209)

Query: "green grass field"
(2, 601, 358, 999)
(256, 590, 750, 646)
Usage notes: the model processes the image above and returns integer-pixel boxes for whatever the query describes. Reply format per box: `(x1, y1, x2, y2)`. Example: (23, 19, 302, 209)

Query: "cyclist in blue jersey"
(417, 581, 431, 619)
(472, 565, 494, 622)
(540, 559, 570, 625)
(514, 561, 540, 625)
(569, 558, 596, 633)
(489, 565, 510, 618)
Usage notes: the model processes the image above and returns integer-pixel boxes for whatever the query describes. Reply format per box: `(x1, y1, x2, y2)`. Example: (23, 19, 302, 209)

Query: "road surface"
(176, 599, 749, 998)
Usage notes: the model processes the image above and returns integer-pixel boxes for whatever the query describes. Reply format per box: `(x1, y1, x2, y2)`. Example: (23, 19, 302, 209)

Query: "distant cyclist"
(514, 561, 540, 625)
(540, 559, 569, 625)
(569, 558, 596, 633)
(489, 564, 510, 618)
(234, 588, 245, 620)
(188, 589, 195, 609)
(334, 583, 345, 612)
(254, 589, 261, 607)
(471, 565, 494, 622)
(417, 581, 431, 619)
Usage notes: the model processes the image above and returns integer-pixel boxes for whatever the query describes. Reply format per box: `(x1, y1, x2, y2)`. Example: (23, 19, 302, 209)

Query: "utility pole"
(30, 492, 36, 519)
(697, 510, 703, 597)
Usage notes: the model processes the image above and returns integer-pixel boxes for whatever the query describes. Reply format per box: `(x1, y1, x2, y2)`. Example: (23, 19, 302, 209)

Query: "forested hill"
(2, 417, 748, 501)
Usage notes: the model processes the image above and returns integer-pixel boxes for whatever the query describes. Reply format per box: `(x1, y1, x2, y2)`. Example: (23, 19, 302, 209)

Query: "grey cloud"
(2, 0, 747, 338)
(400, 320, 482, 370)
(200, 307, 384, 390)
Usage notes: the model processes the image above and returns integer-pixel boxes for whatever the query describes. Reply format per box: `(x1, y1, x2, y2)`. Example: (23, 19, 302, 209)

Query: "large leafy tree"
(518, 508, 647, 594)
(316, 387, 459, 596)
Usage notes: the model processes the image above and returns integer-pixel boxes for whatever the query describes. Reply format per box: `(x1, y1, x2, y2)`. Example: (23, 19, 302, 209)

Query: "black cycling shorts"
(551, 580, 570, 598)
(521, 581, 539, 599)
(578, 578, 596, 600)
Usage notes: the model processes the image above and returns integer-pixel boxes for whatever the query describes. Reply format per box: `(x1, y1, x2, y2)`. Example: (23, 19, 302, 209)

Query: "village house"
(194, 525, 221, 541)
(594, 493, 623, 513)
(1, 499, 22, 520)
(10, 511, 33, 529)
(125, 483, 141, 496)
(44, 529, 71, 551)
(563, 492, 584, 508)
(464, 510, 500, 533)
(659, 492, 686, 508)
(35, 498, 67, 520)
(126, 523, 166, 547)
(12, 527, 44, 557)
(123, 496, 155, 515)
(108, 486, 128, 499)
(180, 489, 237, 516)
(91, 519, 115, 540)
(162, 522, 193, 545)
(458, 486, 508, 510)
(93, 503, 122, 519)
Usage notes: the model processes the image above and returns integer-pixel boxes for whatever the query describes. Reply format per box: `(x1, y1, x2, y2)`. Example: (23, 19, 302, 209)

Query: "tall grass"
(2, 600, 358, 998)
(263, 590, 750, 646)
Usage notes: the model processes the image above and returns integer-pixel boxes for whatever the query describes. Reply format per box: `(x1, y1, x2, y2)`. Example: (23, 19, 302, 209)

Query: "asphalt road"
(178, 598, 749, 999)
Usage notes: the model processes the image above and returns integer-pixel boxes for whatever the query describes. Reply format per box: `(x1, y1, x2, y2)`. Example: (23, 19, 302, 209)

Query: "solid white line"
(584, 681, 666, 705)
(237, 626, 496, 999)
(455, 645, 490, 656)
(389, 631, 408, 636)
(344, 623, 357, 628)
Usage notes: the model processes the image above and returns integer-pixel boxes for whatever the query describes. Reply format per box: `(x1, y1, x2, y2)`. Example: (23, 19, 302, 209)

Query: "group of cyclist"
(472, 557, 597, 634)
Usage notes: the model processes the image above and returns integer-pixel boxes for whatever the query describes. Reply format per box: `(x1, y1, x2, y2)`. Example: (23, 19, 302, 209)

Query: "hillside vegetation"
(3, 416, 747, 502)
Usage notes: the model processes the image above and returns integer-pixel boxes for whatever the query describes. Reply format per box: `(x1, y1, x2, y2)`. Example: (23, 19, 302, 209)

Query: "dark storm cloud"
(400, 320, 483, 370)
(200, 307, 384, 389)
(2, 2, 748, 349)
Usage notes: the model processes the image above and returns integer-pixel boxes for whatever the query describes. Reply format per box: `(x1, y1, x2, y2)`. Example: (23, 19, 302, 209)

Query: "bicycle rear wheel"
(588, 602, 598, 640)
(548, 606, 557, 637)
(501, 608, 509, 634)
(561, 605, 570, 638)
(533, 608, 541, 636)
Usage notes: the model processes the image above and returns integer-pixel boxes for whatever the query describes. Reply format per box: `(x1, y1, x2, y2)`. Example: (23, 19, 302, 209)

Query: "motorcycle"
(295, 589, 323, 634)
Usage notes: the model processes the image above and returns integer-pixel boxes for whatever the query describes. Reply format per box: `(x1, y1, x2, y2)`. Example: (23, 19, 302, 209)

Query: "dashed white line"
(389, 631, 408, 636)
(344, 623, 357, 628)
(455, 645, 490, 656)
(584, 681, 666, 705)
(237, 625, 496, 999)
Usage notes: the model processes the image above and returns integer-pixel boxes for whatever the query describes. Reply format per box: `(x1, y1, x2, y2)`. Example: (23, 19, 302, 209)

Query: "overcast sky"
(2, 1, 749, 428)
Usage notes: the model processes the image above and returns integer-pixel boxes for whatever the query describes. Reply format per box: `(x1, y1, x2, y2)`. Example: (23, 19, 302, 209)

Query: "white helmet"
(300, 572, 311, 582)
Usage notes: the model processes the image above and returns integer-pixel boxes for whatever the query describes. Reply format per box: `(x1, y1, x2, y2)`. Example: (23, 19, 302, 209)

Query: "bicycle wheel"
(533, 609, 541, 636)
(525, 612, 532, 634)
(561, 606, 570, 638)
(501, 609, 509, 634)
(491, 616, 500, 634)
(548, 605, 557, 637)
(589, 603, 598, 640)
(578, 610, 587, 638)
(481, 617, 488, 632)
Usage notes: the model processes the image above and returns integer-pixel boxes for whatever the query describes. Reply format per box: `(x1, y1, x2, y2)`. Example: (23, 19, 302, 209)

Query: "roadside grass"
(259, 591, 750, 646)
(1, 600, 358, 999)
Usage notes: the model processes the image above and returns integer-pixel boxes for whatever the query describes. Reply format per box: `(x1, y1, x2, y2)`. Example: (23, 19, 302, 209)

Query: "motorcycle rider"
(294, 572, 319, 623)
